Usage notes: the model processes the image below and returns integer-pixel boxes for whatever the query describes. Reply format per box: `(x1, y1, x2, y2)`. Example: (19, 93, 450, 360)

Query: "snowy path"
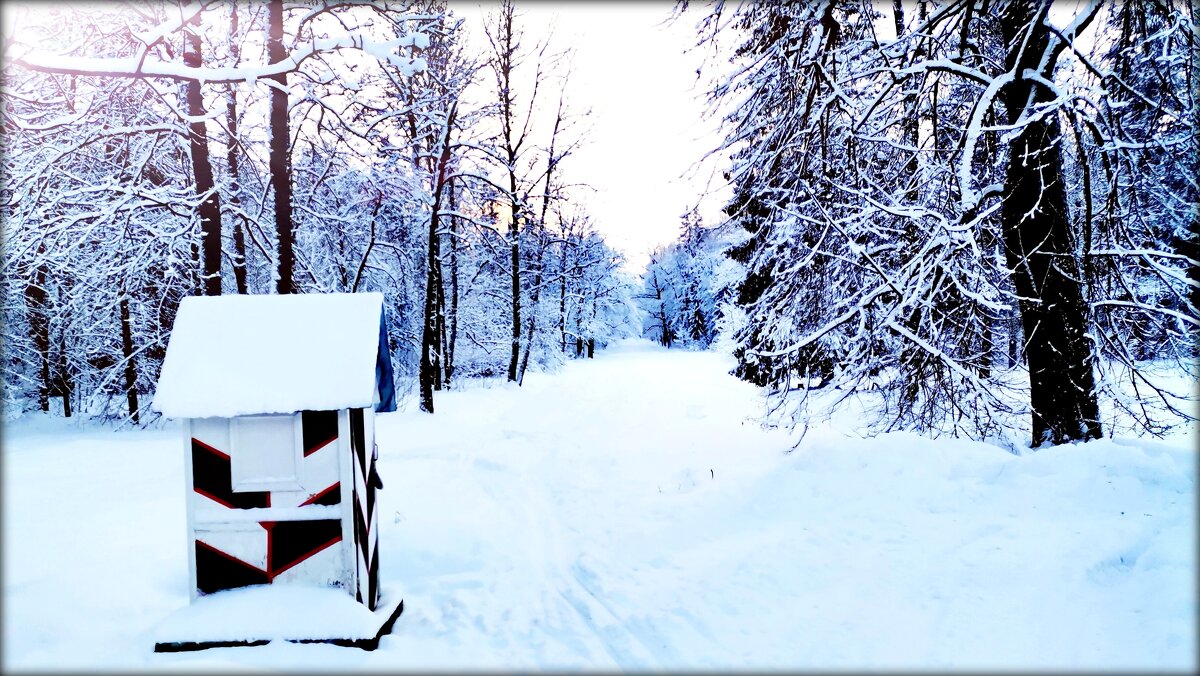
(374, 340, 788, 669)
(3, 340, 1195, 671)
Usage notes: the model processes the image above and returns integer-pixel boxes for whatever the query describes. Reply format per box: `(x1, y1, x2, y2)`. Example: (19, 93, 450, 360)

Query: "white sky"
(452, 2, 729, 273)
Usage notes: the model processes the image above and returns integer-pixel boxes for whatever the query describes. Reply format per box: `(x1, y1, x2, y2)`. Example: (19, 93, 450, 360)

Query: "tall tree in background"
(225, 1, 249, 295)
(517, 81, 579, 385)
(483, 0, 553, 382)
(378, 4, 479, 413)
(641, 255, 676, 348)
(638, 210, 718, 351)
(267, 0, 294, 294)
(182, 9, 223, 297)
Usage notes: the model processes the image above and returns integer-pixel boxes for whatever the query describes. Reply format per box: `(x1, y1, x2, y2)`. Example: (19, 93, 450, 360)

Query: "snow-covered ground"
(3, 339, 1195, 671)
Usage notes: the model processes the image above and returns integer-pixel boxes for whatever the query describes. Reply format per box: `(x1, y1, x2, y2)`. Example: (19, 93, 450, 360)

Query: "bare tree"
(517, 81, 579, 384)
(483, 0, 552, 382)
(419, 102, 459, 411)
(183, 10, 223, 296)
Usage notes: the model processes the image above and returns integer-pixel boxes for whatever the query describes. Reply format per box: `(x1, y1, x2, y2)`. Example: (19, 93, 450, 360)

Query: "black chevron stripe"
(353, 497, 370, 570)
(300, 410, 339, 456)
(368, 539, 379, 611)
(269, 519, 342, 577)
(366, 464, 378, 517)
(350, 408, 366, 473)
(195, 540, 268, 594)
(192, 439, 268, 510)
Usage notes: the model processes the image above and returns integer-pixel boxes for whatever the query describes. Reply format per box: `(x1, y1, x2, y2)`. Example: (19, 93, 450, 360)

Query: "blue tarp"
(374, 311, 397, 413)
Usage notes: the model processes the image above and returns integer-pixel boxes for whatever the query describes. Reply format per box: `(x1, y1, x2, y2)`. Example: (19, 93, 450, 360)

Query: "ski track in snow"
(2, 339, 1195, 671)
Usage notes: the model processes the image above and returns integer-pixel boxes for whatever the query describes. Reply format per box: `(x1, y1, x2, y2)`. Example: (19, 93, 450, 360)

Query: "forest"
(3, 0, 1197, 449)
(3, 0, 640, 423)
(2, 1, 1196, 671)
(641, 0, 1198, 448)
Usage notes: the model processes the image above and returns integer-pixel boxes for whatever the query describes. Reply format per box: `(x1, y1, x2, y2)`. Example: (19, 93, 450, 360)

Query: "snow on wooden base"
(152, 585, 403, 653)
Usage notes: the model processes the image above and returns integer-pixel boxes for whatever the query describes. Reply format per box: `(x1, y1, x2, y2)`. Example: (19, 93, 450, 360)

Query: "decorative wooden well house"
(151, 292, 400, 650)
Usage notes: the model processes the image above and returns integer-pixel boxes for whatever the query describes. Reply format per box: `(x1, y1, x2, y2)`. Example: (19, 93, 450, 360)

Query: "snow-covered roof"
(153, 292, 394, 418)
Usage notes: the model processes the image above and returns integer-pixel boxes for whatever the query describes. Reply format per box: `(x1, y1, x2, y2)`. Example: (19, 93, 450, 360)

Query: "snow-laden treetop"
(153, 292, 390, 418)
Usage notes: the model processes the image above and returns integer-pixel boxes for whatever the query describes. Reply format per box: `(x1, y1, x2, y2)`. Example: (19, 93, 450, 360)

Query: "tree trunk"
(559, 242, 568, 353)
(184, 14, 222, 296)
(976, 111, 999, 381)
(25, 251, 50, 412)
(434, 197, 446, 391)
(268, 0, 294, 294)
(445, 180, 460, 387)
(227, 2, 248, 295)
(999, 2, 1101, 446)
(652, 270, 672, 347)
(1008, 309, 1021, 368)
(435, 262, 446, 391)
(893, 0, 921, 205)
(586, 289, 599, 358)
(419, 105, 457, 413)
(979, 307, 993, 379)
(232, 213, 249, 293)
(517, 92, 565, 385)
(508, 200, 521, 381)
(493, 1, 522, 384)
(517, 232, 547, 385)
(418, 217, 442, 412)
(119, 294, 140, 424)
(55, 326, 72, 417)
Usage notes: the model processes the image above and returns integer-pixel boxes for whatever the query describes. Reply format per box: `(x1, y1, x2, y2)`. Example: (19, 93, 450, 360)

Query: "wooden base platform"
(153, 585, 404, 653)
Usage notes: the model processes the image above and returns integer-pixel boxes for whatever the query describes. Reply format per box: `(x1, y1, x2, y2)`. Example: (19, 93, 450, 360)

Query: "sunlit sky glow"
(1, 2, 731, 274)
(453, 2, 729, 273)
